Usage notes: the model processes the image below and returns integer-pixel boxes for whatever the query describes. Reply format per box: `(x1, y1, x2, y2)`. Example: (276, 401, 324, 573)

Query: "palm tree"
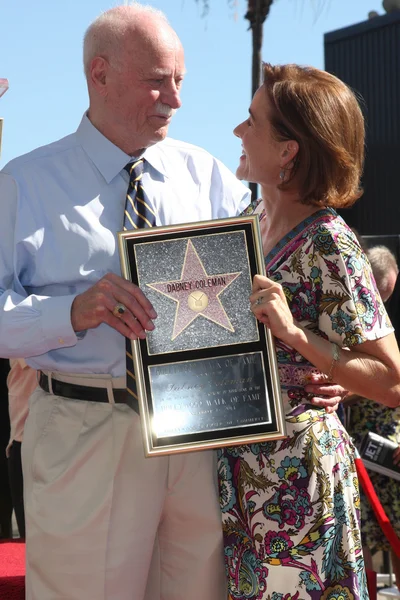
(196, 0, 273, 198)
(244, 1, 273, 198)
(245, 1, 273, 97)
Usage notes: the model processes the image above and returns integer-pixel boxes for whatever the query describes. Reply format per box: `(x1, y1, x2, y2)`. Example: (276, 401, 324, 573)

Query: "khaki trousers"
(22, 387, 226, 600)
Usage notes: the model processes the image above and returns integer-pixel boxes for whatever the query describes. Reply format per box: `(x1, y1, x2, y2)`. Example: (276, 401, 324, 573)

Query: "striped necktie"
(123, 158, 156, 408)
(124, 159, 156, 230)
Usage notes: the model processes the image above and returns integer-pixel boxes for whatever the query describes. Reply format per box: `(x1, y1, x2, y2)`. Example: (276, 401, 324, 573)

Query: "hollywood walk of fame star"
(147, 239, 242, 340)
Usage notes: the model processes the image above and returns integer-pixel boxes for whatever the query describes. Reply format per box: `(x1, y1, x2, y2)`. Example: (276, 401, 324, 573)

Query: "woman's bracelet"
(326, 342, 341, 382)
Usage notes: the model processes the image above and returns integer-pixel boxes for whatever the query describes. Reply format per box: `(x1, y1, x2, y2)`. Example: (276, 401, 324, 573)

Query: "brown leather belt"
(38, 371, 138, 413)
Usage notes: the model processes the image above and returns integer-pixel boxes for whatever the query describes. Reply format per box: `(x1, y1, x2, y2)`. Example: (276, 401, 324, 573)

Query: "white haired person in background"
(346, 244, 400, 589)
(367, 245, 399, 303)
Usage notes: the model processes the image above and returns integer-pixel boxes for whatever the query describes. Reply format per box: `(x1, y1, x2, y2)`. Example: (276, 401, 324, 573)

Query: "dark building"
(324, 11, 400, 260)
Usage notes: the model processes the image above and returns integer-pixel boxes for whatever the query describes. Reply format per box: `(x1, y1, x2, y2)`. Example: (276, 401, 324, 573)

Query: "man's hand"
(71, 273, 157, 339)
(304, 373, 348, 414)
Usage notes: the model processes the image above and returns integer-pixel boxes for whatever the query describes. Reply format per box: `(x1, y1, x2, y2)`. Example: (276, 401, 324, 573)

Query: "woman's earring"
(279, 170, 285, 181)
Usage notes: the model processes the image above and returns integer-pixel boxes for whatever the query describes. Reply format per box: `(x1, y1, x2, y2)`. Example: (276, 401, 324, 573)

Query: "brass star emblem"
(147, 239, 241, 340)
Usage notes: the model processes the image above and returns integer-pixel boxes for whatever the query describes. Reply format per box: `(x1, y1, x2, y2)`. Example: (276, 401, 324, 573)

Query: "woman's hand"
(250, 277, 400, 409)
(250, 275, 349, 414)
(304, 373, 348, 414)
(250, 274, 300, 346)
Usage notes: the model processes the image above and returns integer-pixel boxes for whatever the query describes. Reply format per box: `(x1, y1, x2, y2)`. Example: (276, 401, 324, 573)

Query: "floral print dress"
(218, 208, 393, 600)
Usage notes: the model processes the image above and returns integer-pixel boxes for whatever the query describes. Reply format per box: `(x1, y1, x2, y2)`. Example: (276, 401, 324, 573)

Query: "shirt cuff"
(40, 295, 79, 349)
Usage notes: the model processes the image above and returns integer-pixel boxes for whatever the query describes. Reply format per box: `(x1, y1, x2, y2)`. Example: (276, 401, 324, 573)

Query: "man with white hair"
(0, 4, 342, 599)
(0, 5, 249, 599)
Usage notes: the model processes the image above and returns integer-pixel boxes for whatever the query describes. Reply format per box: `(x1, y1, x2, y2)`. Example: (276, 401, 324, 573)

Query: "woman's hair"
(262, 63, 365, 208)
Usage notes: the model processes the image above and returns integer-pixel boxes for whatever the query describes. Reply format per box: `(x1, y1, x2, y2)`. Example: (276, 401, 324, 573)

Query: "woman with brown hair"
(218, 64, 400, 600)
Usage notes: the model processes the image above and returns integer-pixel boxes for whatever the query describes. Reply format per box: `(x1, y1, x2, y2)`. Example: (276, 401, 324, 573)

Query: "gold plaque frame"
(119, 216, 286, 456)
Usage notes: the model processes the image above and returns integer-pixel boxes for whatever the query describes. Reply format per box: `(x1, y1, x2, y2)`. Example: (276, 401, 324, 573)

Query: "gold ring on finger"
(112, 303, 127, 318)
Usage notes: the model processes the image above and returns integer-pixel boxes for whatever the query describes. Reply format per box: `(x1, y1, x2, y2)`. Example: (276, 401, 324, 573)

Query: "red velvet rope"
(366, 569, 377, 600)
(355, 457, 400, 559)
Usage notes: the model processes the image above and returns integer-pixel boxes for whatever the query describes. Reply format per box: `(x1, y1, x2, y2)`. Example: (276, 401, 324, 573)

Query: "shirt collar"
(76, 113, 169, 183)
(143, 143, 170, 179)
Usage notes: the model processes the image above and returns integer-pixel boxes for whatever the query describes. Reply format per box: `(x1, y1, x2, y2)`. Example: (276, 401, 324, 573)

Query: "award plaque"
(118, 216, 286, 456)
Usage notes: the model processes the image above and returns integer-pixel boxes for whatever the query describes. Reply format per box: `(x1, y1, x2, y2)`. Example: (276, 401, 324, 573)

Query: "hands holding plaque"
(119, 216, 286, 456)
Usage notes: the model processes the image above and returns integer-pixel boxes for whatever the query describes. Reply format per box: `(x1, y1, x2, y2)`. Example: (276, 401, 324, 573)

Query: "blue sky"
(0, 0, 383, 174)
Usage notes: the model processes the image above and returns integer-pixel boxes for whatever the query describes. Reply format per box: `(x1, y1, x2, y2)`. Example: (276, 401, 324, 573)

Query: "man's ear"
(89, 57, 109, 97)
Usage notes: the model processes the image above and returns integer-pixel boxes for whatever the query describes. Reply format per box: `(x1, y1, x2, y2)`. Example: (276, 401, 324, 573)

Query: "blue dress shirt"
(0, 114, 250, 376)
